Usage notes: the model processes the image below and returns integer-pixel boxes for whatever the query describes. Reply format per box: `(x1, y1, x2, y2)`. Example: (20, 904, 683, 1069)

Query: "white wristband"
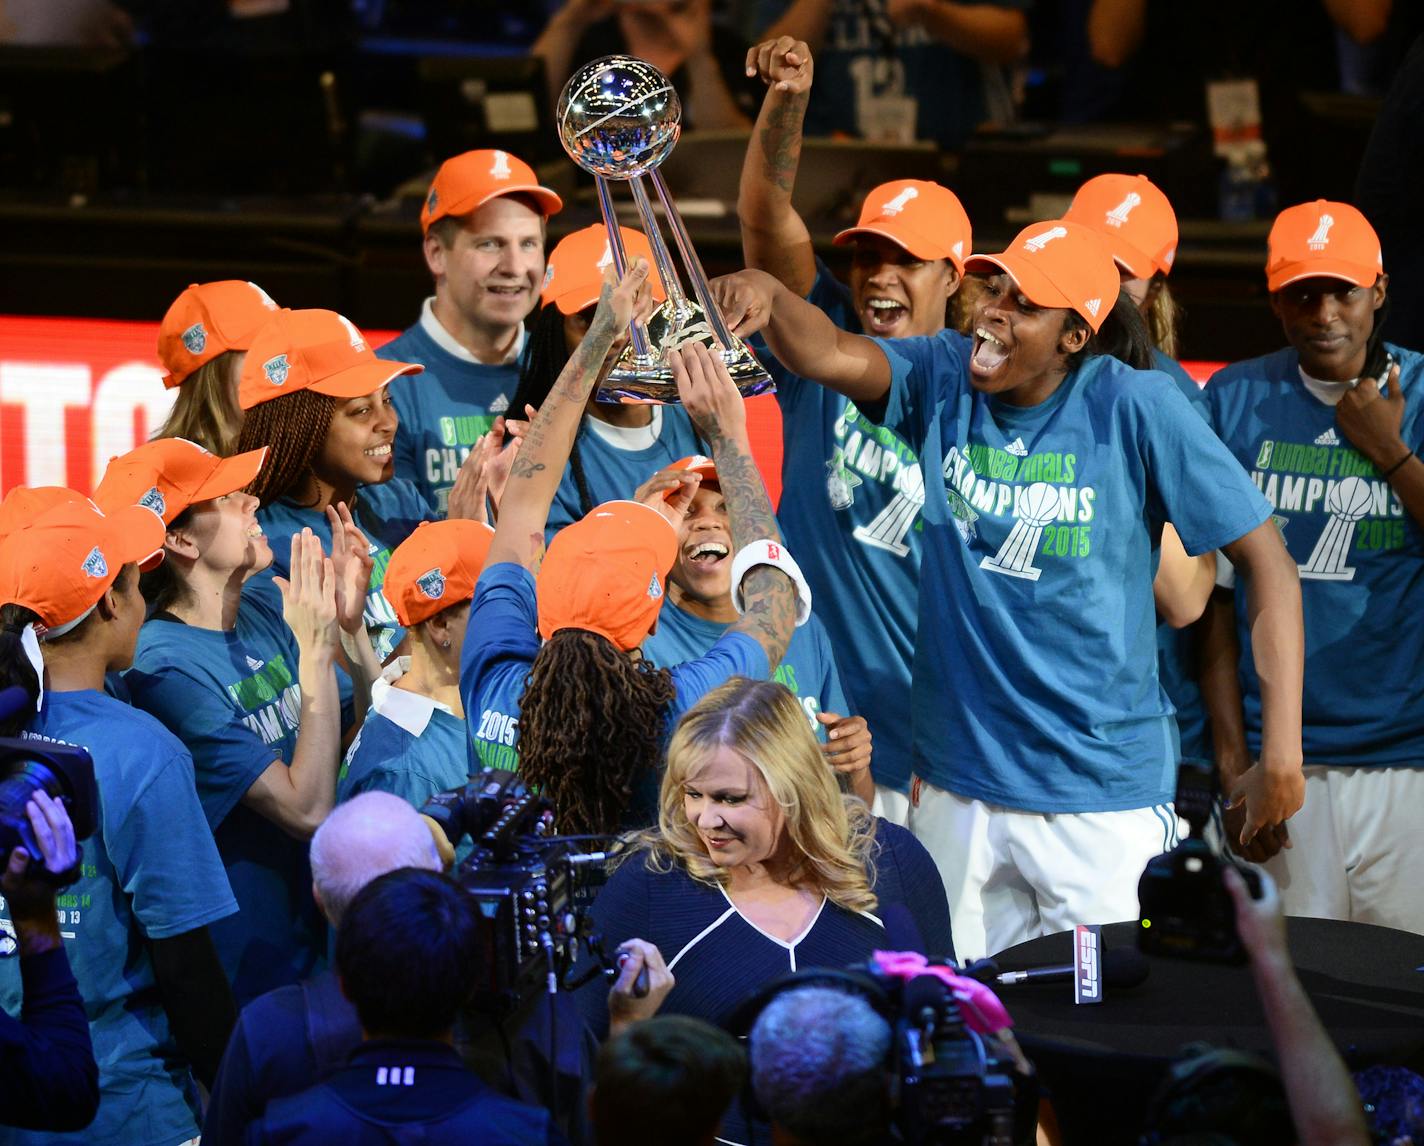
(730, 540, 812, 627)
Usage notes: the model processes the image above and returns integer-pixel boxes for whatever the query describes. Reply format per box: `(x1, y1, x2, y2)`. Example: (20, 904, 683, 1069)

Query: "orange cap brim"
(189, 446, 269, 502)
(429, 184, 564, 231)
(964, 251, 1081, 316)
(1267, 260, 1378, 293)
(833, 224, 962, 270)
(309, 360, 424, 400)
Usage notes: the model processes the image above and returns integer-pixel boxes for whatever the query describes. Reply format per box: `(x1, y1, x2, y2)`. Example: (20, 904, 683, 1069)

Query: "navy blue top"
(0, 947, 98, 1134)
(247, 1040, 567, 1145)
(579, 820, 949, 1144)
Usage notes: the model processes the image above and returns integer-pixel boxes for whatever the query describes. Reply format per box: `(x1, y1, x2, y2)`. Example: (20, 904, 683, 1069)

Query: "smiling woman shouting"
(712, 220, 1305, 961)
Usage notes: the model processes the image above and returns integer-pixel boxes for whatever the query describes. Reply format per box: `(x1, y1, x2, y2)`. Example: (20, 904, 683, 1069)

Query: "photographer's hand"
(608, 938, 674, 1036)
(2, 792, 80, 956)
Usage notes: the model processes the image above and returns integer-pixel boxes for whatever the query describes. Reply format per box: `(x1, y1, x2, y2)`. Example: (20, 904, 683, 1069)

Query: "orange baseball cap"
(0, 499, 166, 635)
(421, 149, 563, 233)
(385, 519, 496, 626)
(158, 280, 280, 389)
(0, 486, 84, 541)
(541, 225, 666, 315)
(964, 220, 1120, 332)
(94, 438, 269, 525)
(662, 455, 718, 498)
(537, 500, 678, 652)
(1063, 173, 1178, 280)
(239, 309, 423, 411)
(834, 180, 973, 273)
(1266, 200, 1383, 292)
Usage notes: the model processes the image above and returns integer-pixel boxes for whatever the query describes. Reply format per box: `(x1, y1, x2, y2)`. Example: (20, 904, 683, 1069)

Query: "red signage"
(0, 313, 1222, 504)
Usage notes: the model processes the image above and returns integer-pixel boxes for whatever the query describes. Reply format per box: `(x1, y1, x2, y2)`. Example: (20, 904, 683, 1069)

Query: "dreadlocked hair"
(514, 303, 595, 517)
(517, 629, 677, 835)
(236, 389, 336, 508)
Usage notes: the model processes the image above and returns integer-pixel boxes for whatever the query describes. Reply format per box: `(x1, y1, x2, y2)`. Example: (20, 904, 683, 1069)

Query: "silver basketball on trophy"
(557, 57, 682, 180)
(556, 54, 772, 403)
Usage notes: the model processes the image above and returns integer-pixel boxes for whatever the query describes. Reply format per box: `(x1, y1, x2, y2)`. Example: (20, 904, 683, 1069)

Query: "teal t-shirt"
(0, 690, 236, 1146)
(1150, 347, 1215, 763)
(253, 477, 435, 666)
(337, 678, 472, 808)
(380, 319, 522, 514)
(125, 589, 326, 1006)
(765, 260, 922, 793)
(461, 562, 772, 780)
(1206, 342, 1424, 766)
(546, 407, 704, 535)
(643, 598, 848, 741)
(877, 335, 1271, 812)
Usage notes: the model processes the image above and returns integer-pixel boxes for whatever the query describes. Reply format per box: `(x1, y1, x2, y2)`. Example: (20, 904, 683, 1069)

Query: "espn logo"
(1074, 924, 1102, 1005)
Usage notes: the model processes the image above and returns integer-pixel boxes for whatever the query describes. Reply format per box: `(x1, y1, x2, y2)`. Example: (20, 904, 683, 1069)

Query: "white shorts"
(907, 780, 1179, 960)
(1261, 764, 1424, 935)
(871, 784, 911, 827)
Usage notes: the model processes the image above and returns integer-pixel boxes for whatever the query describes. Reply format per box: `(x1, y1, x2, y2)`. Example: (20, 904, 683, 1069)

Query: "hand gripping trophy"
(557, 55, 773, 403)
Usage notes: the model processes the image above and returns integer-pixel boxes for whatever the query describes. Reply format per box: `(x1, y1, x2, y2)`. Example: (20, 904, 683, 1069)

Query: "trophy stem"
(595, 176, 654, 362)
(649, 169, 737, 354)
(627, 175, 692, 318)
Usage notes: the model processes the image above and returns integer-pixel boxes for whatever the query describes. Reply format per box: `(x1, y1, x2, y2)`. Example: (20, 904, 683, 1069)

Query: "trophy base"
(595, 299, 774, 404)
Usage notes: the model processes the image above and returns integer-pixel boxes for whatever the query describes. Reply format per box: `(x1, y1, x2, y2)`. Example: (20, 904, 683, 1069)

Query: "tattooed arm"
(671, 343, 797, 669)
(485, 259, 651, 571)
(739, 37, 817, 297)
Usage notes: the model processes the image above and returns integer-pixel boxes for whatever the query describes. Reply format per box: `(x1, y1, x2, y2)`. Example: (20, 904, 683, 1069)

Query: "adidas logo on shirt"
(246, 656, 265, 672)
(1005, 437, 1028, 457)
(1314, 427, 1340, 447)
(489, 394, 510, 415)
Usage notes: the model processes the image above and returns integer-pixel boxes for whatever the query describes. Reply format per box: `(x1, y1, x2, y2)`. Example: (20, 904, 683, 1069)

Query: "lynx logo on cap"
(81, 546, 108, 579)
(543, 263, 556, 290)
(138, 487, 167, 517)
(182, 323, 207, 355)
(264, 354, 290, 386)
(881, 186, 919, 216)
(647, 572, 663, 600)
(416, 568, 446, 601)
(1084, 298, 1102, 318)
(426, 188, 439, 214)
(1105, 192, 1142, 229)
(490, 150, 512, 180)
(1309, 213, 1335, 250)
(1024, 225, 1068, 252)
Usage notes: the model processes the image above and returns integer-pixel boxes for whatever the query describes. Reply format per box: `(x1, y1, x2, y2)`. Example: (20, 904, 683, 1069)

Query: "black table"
(994, 919, 1424, 1144)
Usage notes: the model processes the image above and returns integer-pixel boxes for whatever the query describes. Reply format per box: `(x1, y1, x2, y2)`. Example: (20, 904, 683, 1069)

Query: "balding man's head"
(309, 792, 442, 927)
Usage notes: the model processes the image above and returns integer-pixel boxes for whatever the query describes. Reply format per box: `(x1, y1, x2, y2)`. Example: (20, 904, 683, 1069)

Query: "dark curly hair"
(236, 389, 336, 508)
(517, 629, 677, 835)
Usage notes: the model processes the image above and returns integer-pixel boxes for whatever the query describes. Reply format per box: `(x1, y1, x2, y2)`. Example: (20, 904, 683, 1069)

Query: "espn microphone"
(996, 947, 1149, 989)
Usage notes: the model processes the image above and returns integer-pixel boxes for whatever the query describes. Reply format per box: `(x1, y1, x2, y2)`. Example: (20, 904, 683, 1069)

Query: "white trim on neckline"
(370, 660, 453, 738)
(418, 296, 525, 366)
(716, 885, 827, 953)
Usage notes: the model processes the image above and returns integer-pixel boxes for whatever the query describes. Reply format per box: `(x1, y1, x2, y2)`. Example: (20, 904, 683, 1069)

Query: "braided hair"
(513, 304, 597, 517)
(236, 389, 336, 508)
(517, 629, 677, 835)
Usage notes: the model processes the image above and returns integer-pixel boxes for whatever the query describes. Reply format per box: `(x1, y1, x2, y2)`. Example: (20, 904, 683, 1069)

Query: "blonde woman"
(579, 678, 950, 1142)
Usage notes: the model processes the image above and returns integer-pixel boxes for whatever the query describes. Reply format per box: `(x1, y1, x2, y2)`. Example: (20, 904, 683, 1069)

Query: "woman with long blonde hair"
(579, 677, 951, 1145)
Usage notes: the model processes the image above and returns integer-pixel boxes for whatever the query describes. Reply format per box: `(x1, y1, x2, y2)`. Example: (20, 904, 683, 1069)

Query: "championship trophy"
(557, 55, 773, 403)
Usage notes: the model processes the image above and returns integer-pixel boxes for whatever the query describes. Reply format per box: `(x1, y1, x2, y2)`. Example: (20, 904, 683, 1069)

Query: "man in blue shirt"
(380, 149, 563, 513)
(711, 221, 1304, 958)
